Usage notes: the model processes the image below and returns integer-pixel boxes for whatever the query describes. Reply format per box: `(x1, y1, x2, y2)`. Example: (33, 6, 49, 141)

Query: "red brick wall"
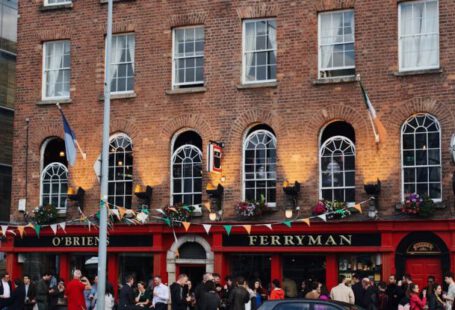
(11, 0, 455, 221)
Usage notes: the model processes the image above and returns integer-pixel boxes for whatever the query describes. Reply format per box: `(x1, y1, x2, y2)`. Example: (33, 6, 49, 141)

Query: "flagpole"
(97, 0, 113, 307)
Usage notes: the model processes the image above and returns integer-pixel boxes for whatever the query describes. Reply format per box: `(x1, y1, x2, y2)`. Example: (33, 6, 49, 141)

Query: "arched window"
(40, 137, 68, 211)
(243, 125, 276, 206)
(108, 133, 133, 208)
(320, 121, 356, 203)
(171, 131, 203, 205)
(401, 113, 441, 200)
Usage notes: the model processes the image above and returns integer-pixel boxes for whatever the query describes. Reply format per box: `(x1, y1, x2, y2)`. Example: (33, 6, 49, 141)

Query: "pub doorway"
(177, 265, 205, 288)
(229, 254, 271, 290)
(282, 255, 326, 296)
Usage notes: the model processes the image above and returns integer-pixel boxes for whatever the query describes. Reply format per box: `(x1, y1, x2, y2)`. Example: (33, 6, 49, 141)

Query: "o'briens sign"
(14, 235, 153, 248)
(223, 233, 381, 247)
(51, 236, 100, 247)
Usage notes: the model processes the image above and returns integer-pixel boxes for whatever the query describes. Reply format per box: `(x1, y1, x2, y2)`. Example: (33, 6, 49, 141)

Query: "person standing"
(0, 273, 12, 310)
(170, 274, 189, 310)
(228, 278, 250, 310)
(253, 280, 267, 308)
(428, 284, 445, 310)
(305, 282, 322, 299)
(444, 272, 455, 310)
(199, 281, 221, 310)
(377, 282, 389, 310)
(282, 278, 297, 299)
(352, 274, 364, 307)
(269, 280, 285, 301)
(361, 278, 378, 310)
(135, 281, 151, 307)
(221, 276, 234, 310)
(386, 275, 400, 310)
(8, 279, 26, 310)
(330, 275, 355, 305)
(195, 273, 213, 309)
(104, 283, 115, 310)
(36, 272, 52, 310)
(67, 270, 91, 310)
(409, 283, 427, 310)
(24, 274, 37, 310)
(152, 276, 170, 310)
(119, 275, 135, 310)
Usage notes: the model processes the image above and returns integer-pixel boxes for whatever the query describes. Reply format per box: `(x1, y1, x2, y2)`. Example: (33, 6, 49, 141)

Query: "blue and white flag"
(57, 104, 85, 165)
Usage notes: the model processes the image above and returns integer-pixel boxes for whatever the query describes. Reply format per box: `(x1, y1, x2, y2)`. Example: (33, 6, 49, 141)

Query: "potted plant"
(402, 193, 434, 218)
(235, 195, 267, 218)
(33, 204, 58, 224)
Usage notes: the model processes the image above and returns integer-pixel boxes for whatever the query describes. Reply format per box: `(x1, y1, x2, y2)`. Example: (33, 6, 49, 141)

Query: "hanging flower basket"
(33, 204, 58, 225)
(235, 195, 267, 218)
(402, 193, 434, 218)
(312, 200, 352, 220)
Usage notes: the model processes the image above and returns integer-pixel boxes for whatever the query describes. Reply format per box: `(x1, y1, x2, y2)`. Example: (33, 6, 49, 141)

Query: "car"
(258, 299, 365, 310)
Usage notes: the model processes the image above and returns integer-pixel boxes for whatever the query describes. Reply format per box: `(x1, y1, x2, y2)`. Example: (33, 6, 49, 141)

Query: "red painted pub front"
(2, 219, 454, 293)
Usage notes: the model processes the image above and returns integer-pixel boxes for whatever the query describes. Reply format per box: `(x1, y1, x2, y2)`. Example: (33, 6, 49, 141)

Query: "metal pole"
(96, 0, 113, 307)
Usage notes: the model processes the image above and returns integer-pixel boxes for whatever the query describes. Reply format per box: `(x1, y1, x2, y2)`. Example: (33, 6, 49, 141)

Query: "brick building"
(4, 0, 455, 291)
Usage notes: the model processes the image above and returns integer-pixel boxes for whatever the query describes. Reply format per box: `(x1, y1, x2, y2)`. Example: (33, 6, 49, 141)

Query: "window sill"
(312, 76, 357, 85)
(39, 3, 73, 11)
(98, 92, 137, 101)
(165, 87, 206, 95)
(393, 68, 443, 77)
(37, 98, 72, 106)
(100, 0, 136, 3)
(236, 82, 278, 89)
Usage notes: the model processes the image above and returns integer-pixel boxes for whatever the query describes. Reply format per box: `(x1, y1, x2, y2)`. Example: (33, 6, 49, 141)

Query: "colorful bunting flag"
(283, 221, 292, 228)
(163, 218, 171, 227)
(1, 225, 8, 236)
(34, 225, 41, 238)
(353, 203, 363, 213)
(224, 225, 232, 236)
(17, 226, 25, 239)
(263, 224, 273, 230)
(59, 222, 66, 232)
(301, 218, 311, 227)
(50, 224, 58, 235)
(182, 222, 191, 232)
(202, 224, 211, 235)
(318, 214, 327, 222)
(117, 207, 127, 219)
(243, 225, 252, 235)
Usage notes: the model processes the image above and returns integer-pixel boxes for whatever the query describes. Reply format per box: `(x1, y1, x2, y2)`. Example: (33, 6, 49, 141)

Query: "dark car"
(258, 299, 365, 310)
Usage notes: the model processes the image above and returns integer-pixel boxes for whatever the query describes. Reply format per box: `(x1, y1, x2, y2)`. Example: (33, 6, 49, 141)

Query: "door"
(177, 265, 205, 288)
(405, 258, 441, 288)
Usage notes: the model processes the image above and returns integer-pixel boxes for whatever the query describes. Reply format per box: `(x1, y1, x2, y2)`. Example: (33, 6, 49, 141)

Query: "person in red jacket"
(269, 279, 285, 300)
(65, 270, 91, 310)
(409, 283, 427, 310)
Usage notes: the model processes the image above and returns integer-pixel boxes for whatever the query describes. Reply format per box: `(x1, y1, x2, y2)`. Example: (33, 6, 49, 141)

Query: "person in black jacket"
(228, 278, 250, 310)
(170, 274, 189, 310)
(361, 278, 378, 310)
(23, 275, 37, 310)
(119, 275, 135, 310)
(200, 281, 220, 310)
(0, 273, 12, 310)
(8, 279, 26, 310)
(386, 275, 400, 310)
(351, 274, 365, 307)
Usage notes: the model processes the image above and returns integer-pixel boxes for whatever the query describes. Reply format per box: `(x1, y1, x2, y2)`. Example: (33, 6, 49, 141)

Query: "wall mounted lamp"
(283, 181, 301, 208)
(364, 179, 381, 219)
(206, 184, 224, 221)
(134, 185, 153, 209)
(67, 187, 85, 210)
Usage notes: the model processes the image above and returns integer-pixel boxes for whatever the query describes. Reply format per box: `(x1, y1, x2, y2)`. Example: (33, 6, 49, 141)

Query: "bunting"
(50, 224, 58, 235)
(224, 225, 232, 236)
(34, 225, 41, 238)
(17, 226, 25, 239)
(317, 214, 327, 222)
(182, 222, 191, 232)
(283, 221, 292, 228)
(1, 225, 7, 236)
(202, 224, 212, 235)
(242, 225, 252, 235)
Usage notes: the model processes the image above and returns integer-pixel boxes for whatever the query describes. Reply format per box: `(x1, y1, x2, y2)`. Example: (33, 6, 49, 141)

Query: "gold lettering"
(259, 235, 269, 245)
(270, 235, 281, 246)
(87, 237, 94, 246)
(295, 235, 305, 245)
(284, 235, 295, 246)
(73, 237, 80, 246)
(308, 235, 322, 246)
(52, 237, 61, 247)
(65, 237, 72, 246)
(339, 235, 352, 246)
(325, 235, 337, 246)
(249, 235, 258, 246)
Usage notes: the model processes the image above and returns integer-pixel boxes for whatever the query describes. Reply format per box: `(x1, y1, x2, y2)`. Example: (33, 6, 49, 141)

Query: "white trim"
(319, 135, 356, 203)
(242, 128, 277, 207)
(400, 113, 442, 202)
(42, 40, 71, 101)
(398, 0, 439, 72)
(241, 18, 277, 85)
(43, 0, 71, 6)
(40, 162, 68, 211)
(0, 106, 14, 113)
(172, 26, 205, 89)
(0, 163, 12, 168)
(317, 9, 355, 79)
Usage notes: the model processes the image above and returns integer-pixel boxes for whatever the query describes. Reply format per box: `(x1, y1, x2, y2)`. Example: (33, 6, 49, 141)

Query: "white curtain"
(401, 1, 438, 69)
(245, 23, 256, 81)
(320, 13, 343, 70)
(47, 42, 64, 97)
(127, 35, 135, 72)
(268, 21, 277, 58)
(109, 36, 125, 85)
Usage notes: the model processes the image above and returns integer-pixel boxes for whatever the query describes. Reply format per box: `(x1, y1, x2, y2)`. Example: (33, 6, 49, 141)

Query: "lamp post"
(96, 0, 113, 308)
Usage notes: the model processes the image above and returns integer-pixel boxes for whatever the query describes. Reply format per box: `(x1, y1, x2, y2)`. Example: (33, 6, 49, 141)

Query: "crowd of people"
(0, 271, 454, 310)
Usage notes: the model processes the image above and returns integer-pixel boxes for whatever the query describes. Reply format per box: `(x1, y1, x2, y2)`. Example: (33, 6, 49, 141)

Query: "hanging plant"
(33, 204, 58, 225)
(402, 193, 434, 218)
(235, 195, 267, 218)
(162, 204, 194, 227)
(312, 200, 352, 220)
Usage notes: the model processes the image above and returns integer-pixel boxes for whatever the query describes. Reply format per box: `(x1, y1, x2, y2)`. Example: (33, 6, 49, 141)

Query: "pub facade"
(5, 0, 455, 292)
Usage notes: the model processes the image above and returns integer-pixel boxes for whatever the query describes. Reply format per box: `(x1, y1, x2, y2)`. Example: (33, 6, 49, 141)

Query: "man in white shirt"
(23, 274, 36, 310)
(330, 275, 355, 304)
(153, 276, 170, 310)
(445, 272, 455, 310)
(0, 273, 11, 309)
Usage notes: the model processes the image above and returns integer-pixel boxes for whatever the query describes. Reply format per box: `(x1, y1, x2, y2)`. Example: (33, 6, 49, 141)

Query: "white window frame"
(319, 135, 356, 205)
(242, 18, 277, 85)
(40, 162, 68, 212)
(44, 0, 72, 6)
(398, 0, 439, 72)
(400, 113, 442, 202)
(242, 129, 277, 207)
(108, 133, 133, 208)
(42, 40, 71, 100)
(318, 9, 355, 79)
(107, 33, 135, 95)
(172, 25, 205, 89)
(170, 144, 203, 206)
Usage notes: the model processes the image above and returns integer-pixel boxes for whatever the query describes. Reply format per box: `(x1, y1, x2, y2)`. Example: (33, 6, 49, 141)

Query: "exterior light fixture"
(206, 184, 224, 221)
(59, 151, 65, 157)
(285, 208, 293, 219)
(283, 181, 301, 208)
(67, 187, 85, 210)
(134, 185, 153, 208)
(209, 212, 217, 221)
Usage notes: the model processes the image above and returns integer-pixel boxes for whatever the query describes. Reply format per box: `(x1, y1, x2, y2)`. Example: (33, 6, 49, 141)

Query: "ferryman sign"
(223, 233, 381, 247)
